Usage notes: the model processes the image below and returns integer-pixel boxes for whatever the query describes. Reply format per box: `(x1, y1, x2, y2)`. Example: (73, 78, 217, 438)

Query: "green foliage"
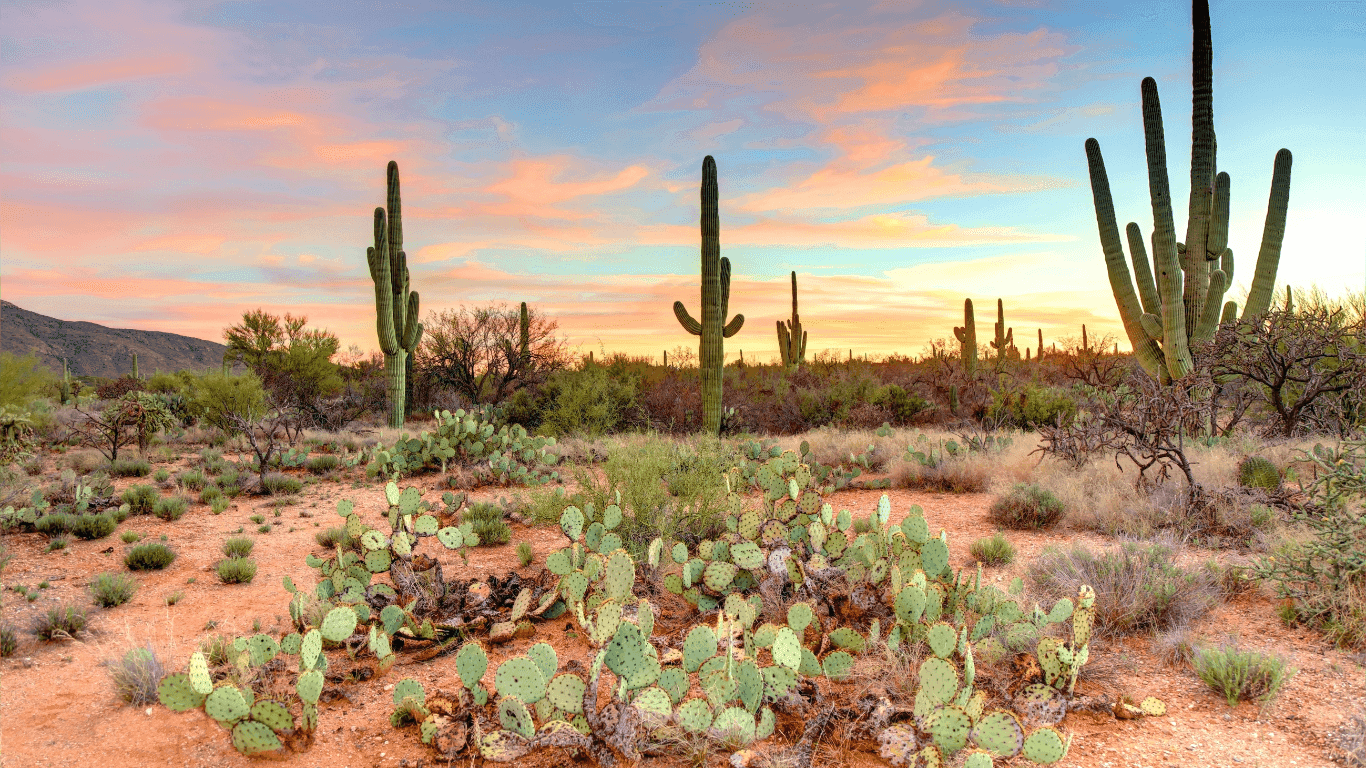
(874, 384, 930, 424)
(1237, 456, 1281, 490)
(1192, 640, 1295, 708)
(306, 454, 340, 474)
(986, 385, 1077, 429)
(260, 472, 303, 495)
(222, 537, 255, 558)
(1254, 501, 1366, 649)
(969, 532, 1016, 566)
(33, 603, 88, 640)
(34, 512, 75, 536)
(0, 625, 16, 657)
(537, 366, 639, 438)
(516, 541, 534, 567)
(90, 572, 138, 607)
(0, 351, 55, 411)
(70, 512, 117, 540)
(463, 502, 510, 546)
(186, 369, 269, 438)
(989, 484, 1065, 529)
(110, 457, 152, 477)
(216, 557, 258, 584)
(121, 484, 160, 515)
(153, 495, 188, 522)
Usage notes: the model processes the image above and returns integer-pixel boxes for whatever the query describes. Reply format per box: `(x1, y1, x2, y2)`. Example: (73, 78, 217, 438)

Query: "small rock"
(384, 683, 394, 691)
(145, 708, 153, 716)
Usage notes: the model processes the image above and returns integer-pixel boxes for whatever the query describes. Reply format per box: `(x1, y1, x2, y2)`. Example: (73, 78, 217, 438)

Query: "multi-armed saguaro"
(990, 299, 1014, 365)
(953, 299, 977, 376)
(674, 155, 744, 435)
(366, 160, 424, 429)
(1085, 0, 1292, 383)
(776, 271, 807, 369)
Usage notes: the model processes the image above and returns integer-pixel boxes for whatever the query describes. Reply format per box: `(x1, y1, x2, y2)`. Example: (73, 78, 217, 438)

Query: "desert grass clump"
(516, 541, 535, 567)
(34, 512, 75, 537)
(90, 572, 138, 607)
(969, 532, 1015, 566)
(890, 455, 992, 493)
(216, 557, 257, 584)
(1028, 539, 1221, 639)
(0, 624, 17, 657)
(120, 530, 141, 544)
(125, 542, 176, 571)
(989, 483, 1065, 529)
(152, 495, 188, 522)
(261, 472, 303, 496)
(209, 497, 230, 515)
(33, 603, 88, 640)
(1153, 626, 1198, 668)
(463, 502, 511, 546)
(121, 484, 160, 515)
(222, 537, 254, 558)
(315, 526, 351, 549)
(106, 644, 165, 705)
(306, 454, 339, 475)
(176, 469, 207, 492)
(109, 456, 152, 478)
(45, 535, 71, 552)
(1192, 639, 1295, 708)
(61, 449, 109, 475)
(70, 512, 117, 540)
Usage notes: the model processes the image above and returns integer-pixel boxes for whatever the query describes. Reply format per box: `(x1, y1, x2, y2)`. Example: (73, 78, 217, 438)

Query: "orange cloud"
(5, 54, 194, 92)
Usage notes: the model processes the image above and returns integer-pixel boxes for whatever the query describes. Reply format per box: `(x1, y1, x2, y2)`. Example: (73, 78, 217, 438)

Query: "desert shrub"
(1154, 626, 1197, 668)
(33, 603, 88, 640)
(261, 472, 303, 495)
(45, 535, 70, 552)
(516, 541, 534, 567)
(1192, 640, 1295, 708)
(69, 512, 117, 540)
(969, 532, 1015, 566)
(1255, 502, 1366, 649)
(199, 634, 235, 666)
(176, 469, 207, 491)
(891, 456, 991, 493)
(315, 527, 351, 548)
(34, 512, 75, 536)
(463, 502, 510, 546)
(873, 384, 931, 424)
(152, 495, 188, 521)
(222, 537, 254, 558)
(61, 449, 109, 475)
(121, 484, 160, 515)
(216, 557, 257, 584)
(209, 497, 231, 515)
(120, 530, 141, 544)
(537, 366, 640, 438)
(1028, 540, 1222, 638)
(0, 625, 17, 657)
(306, 454, 339, 474)
(125, 542, 176, 570)
(105, 643, 165, 705)
(108, 456, 152, 477)
(986, 384, 1078, 429)
(90, 572, 137, 607)
(989, 483, 1065, 529)
(199, 484, 223, 505)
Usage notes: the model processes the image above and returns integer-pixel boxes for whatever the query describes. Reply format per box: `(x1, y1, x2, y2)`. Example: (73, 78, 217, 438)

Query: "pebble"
(145, 708, 153, 716)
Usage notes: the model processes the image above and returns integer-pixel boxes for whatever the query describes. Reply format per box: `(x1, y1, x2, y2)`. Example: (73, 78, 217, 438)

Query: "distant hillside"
(1, 300, 248, 380)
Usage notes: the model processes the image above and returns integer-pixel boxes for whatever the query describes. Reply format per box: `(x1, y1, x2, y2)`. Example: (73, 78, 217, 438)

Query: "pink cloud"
(6, 53, 195, 93)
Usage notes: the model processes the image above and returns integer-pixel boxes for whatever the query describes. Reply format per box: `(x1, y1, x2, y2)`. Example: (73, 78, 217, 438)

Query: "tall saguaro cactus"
(990, 299, 1014, 365)
(366, 160, 424, 429)
(674, 155, 744, 435)
(776, 271, 807, 369)
(519, 302, 531, 370)
(1085, 0, 1292, 383)
(953, 299, 977, 376)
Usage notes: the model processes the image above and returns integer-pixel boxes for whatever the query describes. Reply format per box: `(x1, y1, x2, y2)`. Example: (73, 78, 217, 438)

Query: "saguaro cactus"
(953, 299, 977, 376)
(776, 271, 807, 369)
(366, 160, 424, 429)
(519, 302, 531, 370)
(990, 299, 1014, 365)
(1037, 328, 1044, 359)
(674, 155, 744, 435)
(59, 358, 71, 405)
(1085, 0, 1292, 382)
(131, 352, 139, 380)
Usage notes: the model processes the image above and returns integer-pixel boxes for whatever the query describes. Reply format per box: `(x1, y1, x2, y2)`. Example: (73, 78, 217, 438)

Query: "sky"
(2, 0, 1363, 366)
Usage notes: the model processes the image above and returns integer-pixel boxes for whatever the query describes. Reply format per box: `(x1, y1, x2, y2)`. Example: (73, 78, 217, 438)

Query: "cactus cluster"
(366, 407, 559, 485)
(776, 271, 807, 369)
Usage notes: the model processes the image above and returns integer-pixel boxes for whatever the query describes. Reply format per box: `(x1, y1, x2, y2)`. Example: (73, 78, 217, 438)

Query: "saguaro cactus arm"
(1241, 148, 1294, 320)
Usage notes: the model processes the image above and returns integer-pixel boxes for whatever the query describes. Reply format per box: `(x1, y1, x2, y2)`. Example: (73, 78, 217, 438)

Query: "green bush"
(109, 457, 152, 477)
(874, 384, 931, 424)
(0, 625, 16, 657)
(177, 469, 207, 491)
(516, 541, 534, 567)
(70, 512, 117, 540)
(90, 572, 138, 607)
(121, 484, 160, 515)
(537, 366, 639, 438)
(152, 495, 188, 522)
(199, 484, 223, 505)
(45, 535, 70, 552)
(315, 527, 353, 549)
(222, 537, 254, 558)
(33, 603, 88, 640)
(987, 385, 1078, 429)
(989, 483, 1065, 529)
(120, 530, 141, 544)
(463, 502, 510, 546)
(125, 542, 176, 570)
(1192, 640, 1295, 707)
(969, 532, 1016, 566)
(306, 454, 339, 474)
(34, 512, 75, 536)
(216, 557, 257, 584)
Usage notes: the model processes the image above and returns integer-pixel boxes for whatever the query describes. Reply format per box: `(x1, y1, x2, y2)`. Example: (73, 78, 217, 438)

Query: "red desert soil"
(2, 454, 1363, 768)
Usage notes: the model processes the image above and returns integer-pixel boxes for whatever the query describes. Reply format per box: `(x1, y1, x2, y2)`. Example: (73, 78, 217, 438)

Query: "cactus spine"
(1085, 0, 1292, 382)
(953, 299, 977, 376)
(776, 271, 807, 369)
(990, 299, 1013, 365)
(673, 155, 744, 435)
(366, 160, 424, 429)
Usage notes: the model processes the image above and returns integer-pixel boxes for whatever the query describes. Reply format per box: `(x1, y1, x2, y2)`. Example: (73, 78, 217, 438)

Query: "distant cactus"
(131, 352, 139, 380)
(1085, 0, 1292, 382)
(954, 299, 978, 376)
(673, 156, 744, 434)
(776, 271, 807, 369)
(990, 299, 1014, 365)
(1237, 456, 1281, 491)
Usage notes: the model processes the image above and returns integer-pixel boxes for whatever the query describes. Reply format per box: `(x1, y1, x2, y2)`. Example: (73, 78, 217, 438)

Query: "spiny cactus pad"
(495, 656, 547, 704)
(231, 720, 283, 755)
(188, 651, 213, 695)
(683, 625, 718, 672)
(1238, 456, 1281, 490)
(926, 704, 971, 754)
(206, 686, 250, 725)
(499, 695, 535, 738)
(676, 698, 713, 733)
(157, 673, 205, 712)
(456, 642, 489, 690)
(822, 650, 854, 680)
(1020, 727, 1069, 764)
(296, 670, 323, 704)
(971, 710, 1024, 757)
(877, 724, 919, 766)
(919, 657, 959, 705)
(927, 622, 957, 659)
(710, 706, 757, 743)
(320, 607, 358, 643)
(528, 642, 558, 681)
(546, 673, 586, 714)
(787, 602, 814, 636)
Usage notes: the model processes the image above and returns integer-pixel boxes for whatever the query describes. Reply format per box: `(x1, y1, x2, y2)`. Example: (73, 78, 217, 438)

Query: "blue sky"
(2, 0, 1361, 363)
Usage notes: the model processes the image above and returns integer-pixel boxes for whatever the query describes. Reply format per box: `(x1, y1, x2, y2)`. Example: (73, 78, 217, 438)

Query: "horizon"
(2, 0, 1362, 365)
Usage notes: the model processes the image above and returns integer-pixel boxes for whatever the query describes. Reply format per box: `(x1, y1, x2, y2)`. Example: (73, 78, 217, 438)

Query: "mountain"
(1, 300, 248, 380)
